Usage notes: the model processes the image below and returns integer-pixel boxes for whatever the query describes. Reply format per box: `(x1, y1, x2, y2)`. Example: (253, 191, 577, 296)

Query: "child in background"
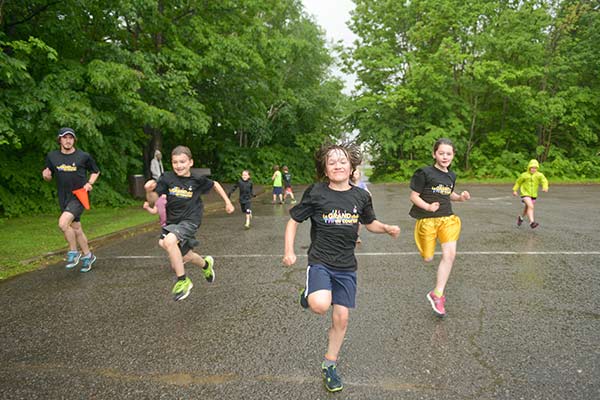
(228, 170, 255, 229)
(144, 146, 234, 301)
(282, 165, 297, 204)
(512, 159, 549, 229)
(272, 165, 283, 204)
(409, 138, 470, 318)
(350, 168, 371, 244)
(143, 194, 167, 226)
(283, 143, 400, 392)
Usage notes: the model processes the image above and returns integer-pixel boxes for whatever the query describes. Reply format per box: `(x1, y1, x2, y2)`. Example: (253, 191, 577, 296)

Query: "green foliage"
(348, 0, 600, 181)
(0, 0, 345, 216)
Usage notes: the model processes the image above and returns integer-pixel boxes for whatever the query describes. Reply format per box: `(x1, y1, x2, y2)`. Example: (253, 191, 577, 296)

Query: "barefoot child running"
(283, 143, 400, 393)
(409, 138, 470, 318)
(145, 146, 234, 301)
(228, 170, 255, 229)
(512, 159, 549, 229)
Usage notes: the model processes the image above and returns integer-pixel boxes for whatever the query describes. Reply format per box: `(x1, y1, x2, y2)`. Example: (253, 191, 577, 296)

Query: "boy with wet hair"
(145, 145, 234, 301)
(283, 142, 400, 392)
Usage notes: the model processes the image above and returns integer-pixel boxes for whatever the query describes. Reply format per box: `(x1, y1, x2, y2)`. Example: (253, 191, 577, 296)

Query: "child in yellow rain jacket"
(512, 159, 549, 229)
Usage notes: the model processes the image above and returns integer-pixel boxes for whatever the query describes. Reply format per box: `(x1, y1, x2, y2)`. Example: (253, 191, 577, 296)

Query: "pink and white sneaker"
(427, 291, 446, 317)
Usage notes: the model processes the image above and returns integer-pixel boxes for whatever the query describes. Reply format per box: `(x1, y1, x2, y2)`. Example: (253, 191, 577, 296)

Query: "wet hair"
(314, 142, 362, 181)
(171, 145, 192, 159)
(273, 165, 279, 171)
(433, 138, 455, 153)
(282, 165, 288, 172)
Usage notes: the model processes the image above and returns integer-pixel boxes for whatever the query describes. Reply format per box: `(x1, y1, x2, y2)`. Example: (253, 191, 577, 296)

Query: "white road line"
(108, 251, 600, 259)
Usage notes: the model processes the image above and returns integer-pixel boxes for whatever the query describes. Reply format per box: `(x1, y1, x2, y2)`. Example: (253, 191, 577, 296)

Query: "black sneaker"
(322, 363, 343, 392)
(299, 288, 309, 309)
(517, 216, 524, 227)
(530, 222, 539, 229)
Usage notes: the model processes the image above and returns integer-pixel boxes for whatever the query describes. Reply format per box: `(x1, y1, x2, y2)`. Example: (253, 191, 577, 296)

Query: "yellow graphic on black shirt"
(431, 184, 452, 195)
(56, 163, 77, 172)
(169, 186, 193, 198)
(322, 209, 359, 225)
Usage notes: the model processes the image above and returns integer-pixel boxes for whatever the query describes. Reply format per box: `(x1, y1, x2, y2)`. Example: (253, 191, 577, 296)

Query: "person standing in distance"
(42, 127, 100, 272)
(150, 149, 167, 226)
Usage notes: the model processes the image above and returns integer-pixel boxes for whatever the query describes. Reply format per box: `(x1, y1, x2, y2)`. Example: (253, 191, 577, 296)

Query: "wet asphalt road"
(1, 184, 599, 399)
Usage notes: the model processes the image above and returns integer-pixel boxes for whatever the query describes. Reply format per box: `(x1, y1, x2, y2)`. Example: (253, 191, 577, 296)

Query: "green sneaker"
(172, 277, 193, 301)
(322, 363, 343, 392)
(202, 256, 215, 283)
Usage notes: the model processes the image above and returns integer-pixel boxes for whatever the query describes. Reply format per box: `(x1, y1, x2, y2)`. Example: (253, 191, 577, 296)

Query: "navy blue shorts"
(272, 186, 283, 195)
(304, 264, 357, 308)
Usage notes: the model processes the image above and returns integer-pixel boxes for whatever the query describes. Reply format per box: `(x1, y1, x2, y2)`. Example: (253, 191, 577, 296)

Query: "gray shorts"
(161, 221, 200, 256)
(62, 198, 85, 222)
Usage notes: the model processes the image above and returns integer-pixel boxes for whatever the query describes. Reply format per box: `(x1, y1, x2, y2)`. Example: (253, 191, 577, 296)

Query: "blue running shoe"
(66, 251, 81, 269)
(79, 253, 96, 273)
(322, 363, 343, 392)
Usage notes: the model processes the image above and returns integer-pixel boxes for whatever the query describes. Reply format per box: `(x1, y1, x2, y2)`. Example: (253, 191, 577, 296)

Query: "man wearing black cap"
(42, 127, 100, 272)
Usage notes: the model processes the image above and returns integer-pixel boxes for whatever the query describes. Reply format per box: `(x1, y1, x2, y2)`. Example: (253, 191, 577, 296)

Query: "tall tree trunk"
(465, 95, 478, 171)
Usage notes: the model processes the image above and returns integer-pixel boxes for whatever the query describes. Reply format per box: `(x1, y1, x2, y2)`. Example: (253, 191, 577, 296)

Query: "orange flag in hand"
(72, 188, 90, 210)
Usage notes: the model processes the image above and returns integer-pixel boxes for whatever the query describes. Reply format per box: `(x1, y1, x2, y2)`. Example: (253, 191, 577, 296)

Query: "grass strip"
(0, 206, 155, 280)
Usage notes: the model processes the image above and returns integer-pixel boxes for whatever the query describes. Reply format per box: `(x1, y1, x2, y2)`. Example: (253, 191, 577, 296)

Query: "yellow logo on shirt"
(322, 209, 359, 225)
(431, 184, 452, 195)
(56, 163, 77, 172)
(169, 186, 193, 198)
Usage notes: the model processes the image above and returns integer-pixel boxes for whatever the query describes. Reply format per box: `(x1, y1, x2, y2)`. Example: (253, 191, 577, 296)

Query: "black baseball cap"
(57, 127, 76, 138)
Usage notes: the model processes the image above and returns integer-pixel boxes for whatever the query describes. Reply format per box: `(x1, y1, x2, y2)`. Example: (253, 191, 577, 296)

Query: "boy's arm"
(283, 219, 299, 266)
(227, 182, 238, 198)
(144, 179, 159, 207)
(212, 181, 235, 214)
(364, 220, 400, 238)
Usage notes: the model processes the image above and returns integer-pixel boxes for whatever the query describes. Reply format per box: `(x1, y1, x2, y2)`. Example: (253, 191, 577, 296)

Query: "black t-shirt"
(45, 149, 100, 209)
(229, 179, 253, 203)
(289, 182, 376, 271)
(409, 165, 456, 219)
(283, 172, 292, 188)
(156, 171, 214, 225)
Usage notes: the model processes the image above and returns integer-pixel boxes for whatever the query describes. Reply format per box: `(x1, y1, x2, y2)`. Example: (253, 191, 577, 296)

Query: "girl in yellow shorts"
(409, 138, 470, 317)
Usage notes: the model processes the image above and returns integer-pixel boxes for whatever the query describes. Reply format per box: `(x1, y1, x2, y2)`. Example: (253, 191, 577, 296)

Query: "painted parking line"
(108, 250, 600, 259)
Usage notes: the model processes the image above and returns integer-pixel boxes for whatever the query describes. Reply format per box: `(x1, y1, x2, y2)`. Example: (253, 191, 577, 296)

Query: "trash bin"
(128, 174, 145, 199)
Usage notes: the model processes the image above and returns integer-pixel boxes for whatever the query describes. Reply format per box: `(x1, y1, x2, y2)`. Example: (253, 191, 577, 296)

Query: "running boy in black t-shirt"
(283, 143, 400, 393)
(42, 127, 100, 272)
(227, 169, 255, 229)
(409, 138, 470, 318)
(144, 146, 234, 301)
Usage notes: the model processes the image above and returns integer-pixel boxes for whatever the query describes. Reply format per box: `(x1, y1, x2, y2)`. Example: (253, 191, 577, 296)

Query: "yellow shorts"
(414, 215, 462, 259)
